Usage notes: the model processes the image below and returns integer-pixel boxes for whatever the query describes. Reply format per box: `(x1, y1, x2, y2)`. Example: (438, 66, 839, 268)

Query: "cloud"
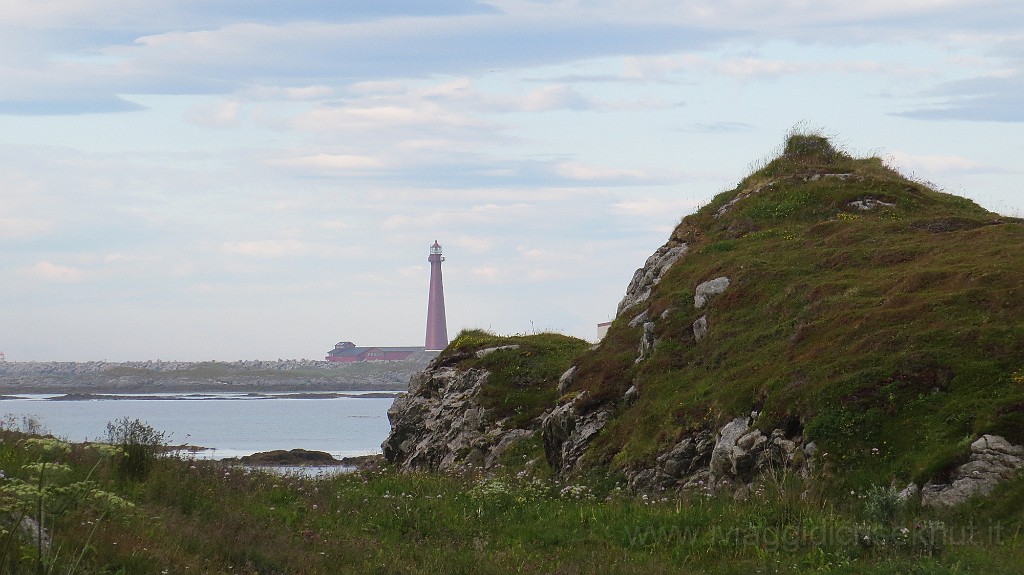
(554, 162, 657, 183)
(0, 0, 500, 30)
(24, 261, 84, 282)
(676, 121, 755, 133)
(0, 218, 53, 240)
(471, 266, 502, 283)
(397, 265, 425, 278)
(380, 203, 534, 231)
(0, 5, 725, 115)
(885, 151, 1003, 175)
(624, 53, 934, 81)
(268, 153, 387, 171)
(3, 0, 1021, 118)
(896, 72, 1024, 122)
(220, 239, 309, 258)
(505, 84, 591, 112)
(185, 100, 242, 128)
(612, 198, 703, 217)
(0, 95, 145, 116)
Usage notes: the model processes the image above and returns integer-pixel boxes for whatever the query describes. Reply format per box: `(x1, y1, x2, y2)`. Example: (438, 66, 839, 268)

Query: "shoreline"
(0, 357, 430, 395)
(0, 391, 402, 401)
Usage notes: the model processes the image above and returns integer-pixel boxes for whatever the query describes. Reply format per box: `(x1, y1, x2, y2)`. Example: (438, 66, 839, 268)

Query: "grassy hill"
(562, 133, 1024, 491)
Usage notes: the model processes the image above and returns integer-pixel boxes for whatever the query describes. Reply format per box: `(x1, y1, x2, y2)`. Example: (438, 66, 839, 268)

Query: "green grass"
(438, 330, 590, 429)
(0, 424, 1022, 574)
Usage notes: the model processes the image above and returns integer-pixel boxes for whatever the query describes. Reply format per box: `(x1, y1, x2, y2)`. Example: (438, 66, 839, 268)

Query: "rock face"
(542, 394, 613, 472)
(541, 262, 739, 482)
(383, 363, 537, 472)
(920, 435, 1024, 507)
(692, 316, 709, 342)
(624, 413, 812, 495)
(694, 276, 730, 309)
(616, 243, 689, 316)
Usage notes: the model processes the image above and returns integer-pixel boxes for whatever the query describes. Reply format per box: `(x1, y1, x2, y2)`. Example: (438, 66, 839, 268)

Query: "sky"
(1, 0, 1022, 361)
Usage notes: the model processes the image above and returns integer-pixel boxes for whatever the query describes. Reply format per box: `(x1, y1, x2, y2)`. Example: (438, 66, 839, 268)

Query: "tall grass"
(0, 421, 1020, 574)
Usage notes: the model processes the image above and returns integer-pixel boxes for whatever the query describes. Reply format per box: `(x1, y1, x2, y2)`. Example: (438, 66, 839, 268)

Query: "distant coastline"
(0, 356, 435, 394)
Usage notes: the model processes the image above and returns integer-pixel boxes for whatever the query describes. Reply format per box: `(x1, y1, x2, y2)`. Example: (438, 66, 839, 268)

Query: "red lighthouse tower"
(425, 241, 449, 351)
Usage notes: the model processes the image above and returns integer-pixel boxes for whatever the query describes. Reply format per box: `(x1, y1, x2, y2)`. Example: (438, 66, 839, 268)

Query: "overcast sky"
(2, 0, 1022, 361)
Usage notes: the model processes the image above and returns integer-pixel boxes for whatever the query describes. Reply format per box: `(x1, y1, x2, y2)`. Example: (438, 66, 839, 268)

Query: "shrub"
(105, 417, 167, 481)
(862, 484, 904, 524)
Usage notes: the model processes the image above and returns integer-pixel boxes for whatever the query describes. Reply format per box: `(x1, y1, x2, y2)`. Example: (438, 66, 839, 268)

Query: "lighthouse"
(424, 241, 449, 351)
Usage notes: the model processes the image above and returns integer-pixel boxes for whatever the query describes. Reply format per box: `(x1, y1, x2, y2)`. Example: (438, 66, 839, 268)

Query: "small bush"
(862, 484, 904, 523)
(105, 417, 167, 481)
(783, 132, 843, 162)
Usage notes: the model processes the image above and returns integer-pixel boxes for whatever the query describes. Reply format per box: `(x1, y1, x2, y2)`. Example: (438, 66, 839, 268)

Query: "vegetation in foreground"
(0, 418, 1022, 575)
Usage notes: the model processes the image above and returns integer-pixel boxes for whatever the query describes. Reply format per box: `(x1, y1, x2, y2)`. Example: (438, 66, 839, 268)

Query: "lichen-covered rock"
(475, 345, 520, 358)
(694, 277, 730, 309)
(693, 315, 709, 342)
(383, 366, 535, 472)
(849, 198, 895, 210)
(627, 310, 649, 328)
(556, 366, 577, 396)
(623, 385, 639, 405)
(542, 394, 612, 472)
(636, 322, 656, 363)
(616, 243, 689, 316)
(921, 435, 1024, 507)
(625, 415, 812, 496)
(710, 417, 750, 477)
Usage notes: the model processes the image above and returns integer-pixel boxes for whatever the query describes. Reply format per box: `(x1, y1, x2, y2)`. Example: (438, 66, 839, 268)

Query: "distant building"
(325, 342, 424, 363)
(326, 242, 449, 362)
(425, 240, 449, 351)
(597, 322, 612, 340)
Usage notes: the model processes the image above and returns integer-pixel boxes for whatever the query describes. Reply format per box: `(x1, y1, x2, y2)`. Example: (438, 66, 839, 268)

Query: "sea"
(0, 392, 396, 460)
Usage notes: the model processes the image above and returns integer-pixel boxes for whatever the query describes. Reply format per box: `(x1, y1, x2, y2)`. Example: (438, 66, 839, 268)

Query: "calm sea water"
(0, 392, 395, 459)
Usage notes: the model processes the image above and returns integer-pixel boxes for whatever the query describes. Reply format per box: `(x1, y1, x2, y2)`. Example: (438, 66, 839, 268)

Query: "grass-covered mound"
(566, 133, 1024, 490)
(435, 329, 590, 429)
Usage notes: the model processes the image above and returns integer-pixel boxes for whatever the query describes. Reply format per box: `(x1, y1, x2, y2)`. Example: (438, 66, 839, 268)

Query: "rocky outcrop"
(624, 413, 812, 496)
(616, 243, 689, 316)
(693, 316, 709, 342)
(544, 270, 739, 476)
(556, 366, 577, 396)
(636, 322, 656, 363)
(542, 402, 812, 495)
(849, 197, 895, 211)
(920, 435, 1024, 507)
(230, 449, 342, 466)
(476, 345, 520, 358)
(542, 393, 613, 472)
(694, 277, 730, 309)
(383, 364, 538, 472)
